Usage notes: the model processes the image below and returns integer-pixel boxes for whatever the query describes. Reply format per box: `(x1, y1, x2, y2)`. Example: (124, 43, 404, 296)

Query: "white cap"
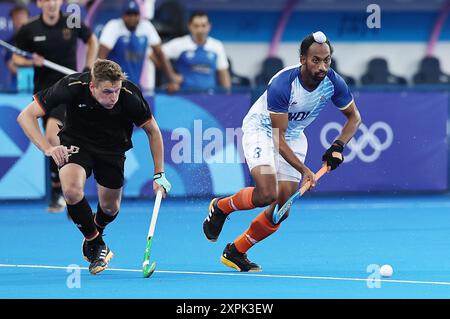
(312, 31, 327, 44)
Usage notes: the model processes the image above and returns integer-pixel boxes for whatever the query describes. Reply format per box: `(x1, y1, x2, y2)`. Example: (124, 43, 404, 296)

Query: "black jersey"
(34, 72, 153, 154)
(15, 13, 92, 93)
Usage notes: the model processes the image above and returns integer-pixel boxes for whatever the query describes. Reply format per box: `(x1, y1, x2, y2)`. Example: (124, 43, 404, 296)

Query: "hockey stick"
(142, 190, 163, 278)
(272, 165, 329, 224)
(0, 39, 77, 75)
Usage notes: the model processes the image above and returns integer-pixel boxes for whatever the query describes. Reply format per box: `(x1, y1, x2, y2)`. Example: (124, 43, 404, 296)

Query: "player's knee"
(63, 187, 84, 205)
(99, 201, 120, 215)
(254, 188, 277, 206)
(265, 193, 278, 206)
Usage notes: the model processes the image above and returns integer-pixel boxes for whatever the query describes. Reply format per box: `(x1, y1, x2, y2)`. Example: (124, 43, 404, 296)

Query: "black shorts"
(60, 142, 126, 189)
(43, 104, 66, 127)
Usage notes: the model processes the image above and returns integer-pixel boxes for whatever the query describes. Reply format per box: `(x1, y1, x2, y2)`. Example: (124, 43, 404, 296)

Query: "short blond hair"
(91, 59, 127, 86)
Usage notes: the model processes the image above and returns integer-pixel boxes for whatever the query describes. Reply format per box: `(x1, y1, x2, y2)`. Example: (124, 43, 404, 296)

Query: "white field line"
(1, 263, 450, 287)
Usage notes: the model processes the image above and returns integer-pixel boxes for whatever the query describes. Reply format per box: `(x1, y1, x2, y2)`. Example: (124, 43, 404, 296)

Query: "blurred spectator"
(3, 4, 29, 90)
(331, 59, 356, 86)
(361, 57, 407, 85)
(228, 57, 251, 89)
(14, 0, 98, 213)
(98, 0, 180, 93)
(413, 56, 450, 84)
(158, 10, 231, 92)
(255, 56, 284, 86)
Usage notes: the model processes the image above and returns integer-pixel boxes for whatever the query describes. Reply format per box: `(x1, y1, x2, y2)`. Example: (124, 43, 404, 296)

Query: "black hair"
(300, 33, 333, 57)
(9, 4, 29, 18)
(189, 10, 209, 23)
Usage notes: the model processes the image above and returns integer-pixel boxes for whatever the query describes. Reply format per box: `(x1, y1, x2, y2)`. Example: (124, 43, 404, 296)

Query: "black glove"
(82, 66, 91, 73)
(322, 140, 345, 170)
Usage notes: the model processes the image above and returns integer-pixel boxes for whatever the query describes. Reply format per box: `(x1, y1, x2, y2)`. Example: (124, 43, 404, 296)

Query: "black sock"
(51, 185, 62, 197)
(50, 160, 61, 187)
(67, 197, 97, 239)
(94, 203, 118, 233)
(88, 233, 105, 246)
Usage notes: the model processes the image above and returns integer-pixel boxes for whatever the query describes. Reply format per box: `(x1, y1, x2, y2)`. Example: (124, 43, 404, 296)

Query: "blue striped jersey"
(162, 35, 229, 90)
(242, 64, 353, 140)
(99, 18, 161, 87)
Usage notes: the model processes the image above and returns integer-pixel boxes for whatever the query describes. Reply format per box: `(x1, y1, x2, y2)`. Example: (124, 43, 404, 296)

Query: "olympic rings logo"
(320, 122, 393, 163)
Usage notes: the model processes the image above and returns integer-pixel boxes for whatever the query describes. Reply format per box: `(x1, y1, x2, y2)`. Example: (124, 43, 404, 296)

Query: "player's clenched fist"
(322, 140, 345, 170)
(45, 145, 70, 167)
(153, 172, 171, 197)
(300, 167, 316, 190)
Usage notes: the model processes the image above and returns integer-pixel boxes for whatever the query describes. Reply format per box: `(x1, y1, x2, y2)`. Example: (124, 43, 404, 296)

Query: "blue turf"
(1, 195, 450, 298)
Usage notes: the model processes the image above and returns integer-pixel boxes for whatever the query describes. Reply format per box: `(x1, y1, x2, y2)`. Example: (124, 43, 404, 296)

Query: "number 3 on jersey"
(253, 147, 262, 159)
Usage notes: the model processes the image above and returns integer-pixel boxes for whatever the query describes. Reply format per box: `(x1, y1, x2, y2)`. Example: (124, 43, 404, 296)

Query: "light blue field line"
(1, 263, 450, 287)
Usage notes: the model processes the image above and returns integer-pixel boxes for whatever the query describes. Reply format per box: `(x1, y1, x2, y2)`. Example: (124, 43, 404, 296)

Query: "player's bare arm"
(17, 101, 69, 166)
(97, 44, 111, 59)
(12, 52, 40, 67)
(217, 68, 231, 91)
(6, 57, 18, 74)
(322, 101, 362, 170)
(335, 101, 362, 143)
(270, 112, 316, 188)
(149, 50, 182, 82)
(151, 44, 181, 93)
(141, 117, 169, 196)
(149, 52, 160, 68)
(85, 34, 99, 69)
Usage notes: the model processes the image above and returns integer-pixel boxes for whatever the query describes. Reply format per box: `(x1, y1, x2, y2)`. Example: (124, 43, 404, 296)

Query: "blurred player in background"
(3, 4, 30, 90)
(13, 0, 98, 212)
(17, 59, 171, 275)
(158, 10, 231, 92)
(203, 32, 362, 272)
(98, 0, 180, 93)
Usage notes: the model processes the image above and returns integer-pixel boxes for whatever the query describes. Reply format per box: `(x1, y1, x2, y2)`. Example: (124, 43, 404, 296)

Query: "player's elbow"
(87, 34, 99, 49)
(17, 108, 35, 133)
(354, 110, 362, 128)
(144, 119, 162, 139)
(16, 109, 27, 129)
(17, 105, 39, 130)
(12, 54, 21, 66)
(86, 40, 99, 63)
(152, 46, 164, 59)
(348, 106, 362, 128)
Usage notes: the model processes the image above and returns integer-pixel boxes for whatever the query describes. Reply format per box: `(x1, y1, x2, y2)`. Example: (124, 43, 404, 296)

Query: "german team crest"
(62, 28, 72, 41)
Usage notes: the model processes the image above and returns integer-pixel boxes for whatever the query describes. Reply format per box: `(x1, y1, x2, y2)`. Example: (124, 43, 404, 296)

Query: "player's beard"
(125, 20, 138, 32)
(126, 25, 137, 32)
(312, 71, 327, 83)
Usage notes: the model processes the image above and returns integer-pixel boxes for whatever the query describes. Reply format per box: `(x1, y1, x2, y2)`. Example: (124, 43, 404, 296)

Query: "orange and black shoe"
(203, 198, 228, 242)
(221, 243, 262, 272)
(88, 243, 113, 275)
